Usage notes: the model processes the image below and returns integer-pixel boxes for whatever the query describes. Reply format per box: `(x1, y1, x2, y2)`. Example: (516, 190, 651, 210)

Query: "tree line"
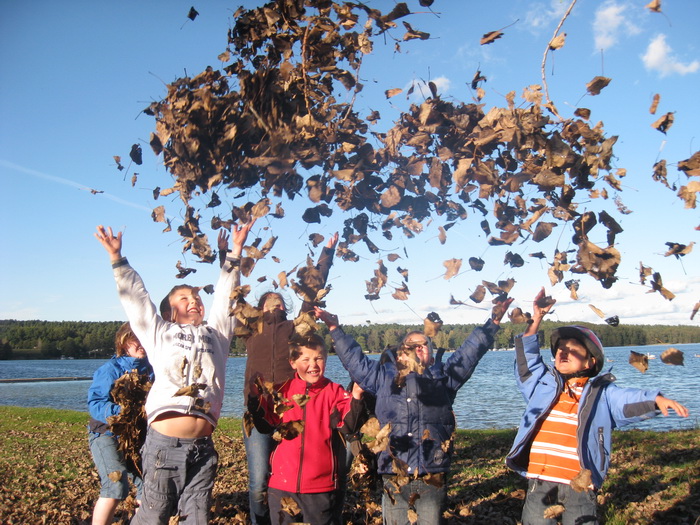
(1, 319, 699, 360)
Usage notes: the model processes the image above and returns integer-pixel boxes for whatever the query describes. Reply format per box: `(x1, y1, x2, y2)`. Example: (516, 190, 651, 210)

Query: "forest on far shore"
(1, 318, 699, 360)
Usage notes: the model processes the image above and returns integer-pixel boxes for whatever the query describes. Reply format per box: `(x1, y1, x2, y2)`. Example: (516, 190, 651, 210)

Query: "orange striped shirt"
(526, 378, 589, 484)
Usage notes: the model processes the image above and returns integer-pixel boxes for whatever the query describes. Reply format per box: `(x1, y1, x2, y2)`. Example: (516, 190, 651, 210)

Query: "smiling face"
(554, 338, 595, 375)
(401, 332, 433, 367)
(169, 287, 204, 326)
(290, 346, 326, 384)
(125, 338, 146, 359)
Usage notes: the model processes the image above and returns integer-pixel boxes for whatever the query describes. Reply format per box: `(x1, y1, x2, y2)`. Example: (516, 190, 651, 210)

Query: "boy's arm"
(513, 288, 555, 400)
(207, 221, 254, 340)
(87, 365, 121, 423)
(315, 307, 382, 395)
(300, 232, 338, 314)
(339, 383, 366, 434)
(95, 225, 162, 351)
(655, 395, 689, 417)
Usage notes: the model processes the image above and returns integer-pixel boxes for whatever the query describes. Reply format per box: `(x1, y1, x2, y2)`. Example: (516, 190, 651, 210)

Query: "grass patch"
(0, 406, 697, 524)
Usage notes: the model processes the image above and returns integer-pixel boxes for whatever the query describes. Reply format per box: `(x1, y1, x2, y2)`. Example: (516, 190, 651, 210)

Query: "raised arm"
(95, 225, 123, 263)
(217, 229, 230, 268)
(523, 287, 555, 337)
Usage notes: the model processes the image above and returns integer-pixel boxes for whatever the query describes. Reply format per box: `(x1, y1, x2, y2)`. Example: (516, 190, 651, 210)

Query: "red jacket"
(265, 375, 357, 494)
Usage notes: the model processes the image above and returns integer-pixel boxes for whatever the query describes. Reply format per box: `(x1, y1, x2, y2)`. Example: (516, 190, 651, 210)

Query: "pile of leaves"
(0, 407, 698, 524)
(122, 0, 698, 313)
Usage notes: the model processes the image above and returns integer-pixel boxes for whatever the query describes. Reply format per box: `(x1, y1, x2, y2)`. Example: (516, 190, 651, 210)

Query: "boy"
(252, 333, 364, 525)
(95, 221, 254, 524)
(506, 288, 689, 525)
(88, 323, 153, 525)
(315, 299, 513, 525)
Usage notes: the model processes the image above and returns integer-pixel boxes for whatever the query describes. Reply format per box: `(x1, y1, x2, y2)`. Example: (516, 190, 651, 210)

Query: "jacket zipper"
(296, 383, 310, 493)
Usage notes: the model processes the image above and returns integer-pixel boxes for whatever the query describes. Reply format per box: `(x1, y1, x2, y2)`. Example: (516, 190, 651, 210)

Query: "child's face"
(262, 293, 285, 313)
(169, 288, 204, 326)
(554, 338, 595, 375)
(290, 346, 326, 384)
(401, 334, 433, 367)
(125, 338, 146, 359)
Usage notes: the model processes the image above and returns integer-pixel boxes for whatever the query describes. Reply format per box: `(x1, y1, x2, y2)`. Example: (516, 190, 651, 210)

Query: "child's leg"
(559, 483, 598, 525)
(131, 428, 186, 525)
(381, 475, 447, 525)
(268, 488, 298, 525)
(244, 423, 276, 524)
(88, 431, 130, 522)
(521, 479, 560, 525)
(297, 491, 338, 525)
(178, 436, 218, 524)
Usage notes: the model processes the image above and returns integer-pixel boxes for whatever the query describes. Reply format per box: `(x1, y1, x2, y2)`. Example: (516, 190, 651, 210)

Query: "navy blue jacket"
(331, 320, 499, 476)
(505, 332, 661, 489)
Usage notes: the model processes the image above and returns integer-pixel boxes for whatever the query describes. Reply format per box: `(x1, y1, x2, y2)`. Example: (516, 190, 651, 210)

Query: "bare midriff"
(151, 412, 214, 438)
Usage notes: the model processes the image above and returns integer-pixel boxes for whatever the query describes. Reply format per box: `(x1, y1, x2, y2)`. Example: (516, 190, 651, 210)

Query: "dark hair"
(257, 291, 291, 313)
(160, 284, 198, 321)
(114, 322, 139, 357)
(401, 330, 433, 353)
(289, 332, 327, 361)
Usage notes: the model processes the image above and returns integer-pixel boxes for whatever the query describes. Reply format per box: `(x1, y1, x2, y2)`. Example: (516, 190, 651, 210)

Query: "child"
(243, 233, 338, 525)
(315, 299, 513, 525)
(88, 322, 153, 525)
(252, 332, 364, 525)
(506, 288, 689, 525)
(95, 221, 254, 524)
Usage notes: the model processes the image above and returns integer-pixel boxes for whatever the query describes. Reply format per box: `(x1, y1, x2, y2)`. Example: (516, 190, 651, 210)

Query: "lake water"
(1, 344, 698, 432)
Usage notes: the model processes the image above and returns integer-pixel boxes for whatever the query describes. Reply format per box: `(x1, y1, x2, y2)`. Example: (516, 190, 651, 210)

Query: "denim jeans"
(244, 423, 276, 525)
(381, 474, 447, 525)
(131, 427, 218, 525)
(522, 478, 598, 525)
(88, 431, 143, 500)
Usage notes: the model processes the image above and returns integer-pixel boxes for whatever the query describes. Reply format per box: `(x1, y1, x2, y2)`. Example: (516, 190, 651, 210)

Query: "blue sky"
(1, 0, 699, 328)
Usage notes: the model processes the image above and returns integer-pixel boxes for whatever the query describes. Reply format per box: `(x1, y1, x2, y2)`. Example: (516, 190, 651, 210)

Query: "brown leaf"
(649, 93, 660, 114)
(174, 383, 207, 397)
(645, 0, 662, 13)
(280, 496, 301, 516)
(589, 304, 605, 319)
(108, 470, 123, 483)
(424, 312, 443, 337)
(692, 301, 700, 321)
(629, 350, 649, 373)
(443, 259, 462, 280)
(480, 30, 503, 45)
(586, 76, 611, 96)
(570, 469, 593, 492)
(660, 347, 684, 366)
(549, 33, 566, 50)
(508, 307, 531, 324)
(385, 88, 403, 99)
(292, 394, 310, 407)
(652, 112, 674, 134)
(544, 504, 566, 519)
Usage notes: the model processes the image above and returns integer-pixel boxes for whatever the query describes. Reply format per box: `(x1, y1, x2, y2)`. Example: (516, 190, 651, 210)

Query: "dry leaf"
(660, 347, 684, 366)
(629, 351, 649, 373)
(544, 504, 565, 519)
(649, 93, 660, 114)
(549, 33, 566, 50)
(480, 30, 503, 45)
(586, 76, 611, 96)
(570, 469, 593, 492)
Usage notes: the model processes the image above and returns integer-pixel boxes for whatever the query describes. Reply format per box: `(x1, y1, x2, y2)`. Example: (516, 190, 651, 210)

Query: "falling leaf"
(650, 272, 675, 301)
(548, 33, 566, 50)
(280, 496, 301, 516)
(691, 301, 700, 321)
(651, 112, 674, 134)
(649, 93, 660, 114)
(443, 259, 462, 280)
(292, 394, 310, 407)
(605, 315, 620, 327)
(664, 241, 694, 258)
(385, 88, 403, 99)
(424, 312, 443, 337)
(586, 76, 611, 96)
(589, 304, 605, 319)
(629, 351, 649, 373)
(113, 155, 124, 171)
(508, 307, 531, 324)
(274, 420, 305, 441)
(187, 6, 199, 20)
(480, 30, 503, 45)
(174, 383, 207, 397)
(645, 0, 662, 13)
(129, 144, 143, 165)
(175, 261, 197, 279)
(574, 108, 591, 120)
(468, 257, 485, 271)
(392, 283, 410, 301)
(565, 279, 579, 300)
(660, 347, 684, 366)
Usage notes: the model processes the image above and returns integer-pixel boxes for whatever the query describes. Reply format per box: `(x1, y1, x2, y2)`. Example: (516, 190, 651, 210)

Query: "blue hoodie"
(87, 354, 153, 434)
(505, 332, 661, 489)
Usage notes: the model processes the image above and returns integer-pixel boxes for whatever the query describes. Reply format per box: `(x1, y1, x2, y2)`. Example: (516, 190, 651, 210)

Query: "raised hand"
(314, 306, 339, 331)
(95, 225, 123, 262)
(230, 219, 256, 257)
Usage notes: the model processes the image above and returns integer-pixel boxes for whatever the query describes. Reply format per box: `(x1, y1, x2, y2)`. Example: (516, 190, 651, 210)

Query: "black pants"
(268, 487, 339, 525)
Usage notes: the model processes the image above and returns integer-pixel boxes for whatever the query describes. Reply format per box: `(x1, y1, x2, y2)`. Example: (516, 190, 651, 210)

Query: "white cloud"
(593, 2, 641, 51)
(642, 34, 700, 77)
(524, 0, 568, 33)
